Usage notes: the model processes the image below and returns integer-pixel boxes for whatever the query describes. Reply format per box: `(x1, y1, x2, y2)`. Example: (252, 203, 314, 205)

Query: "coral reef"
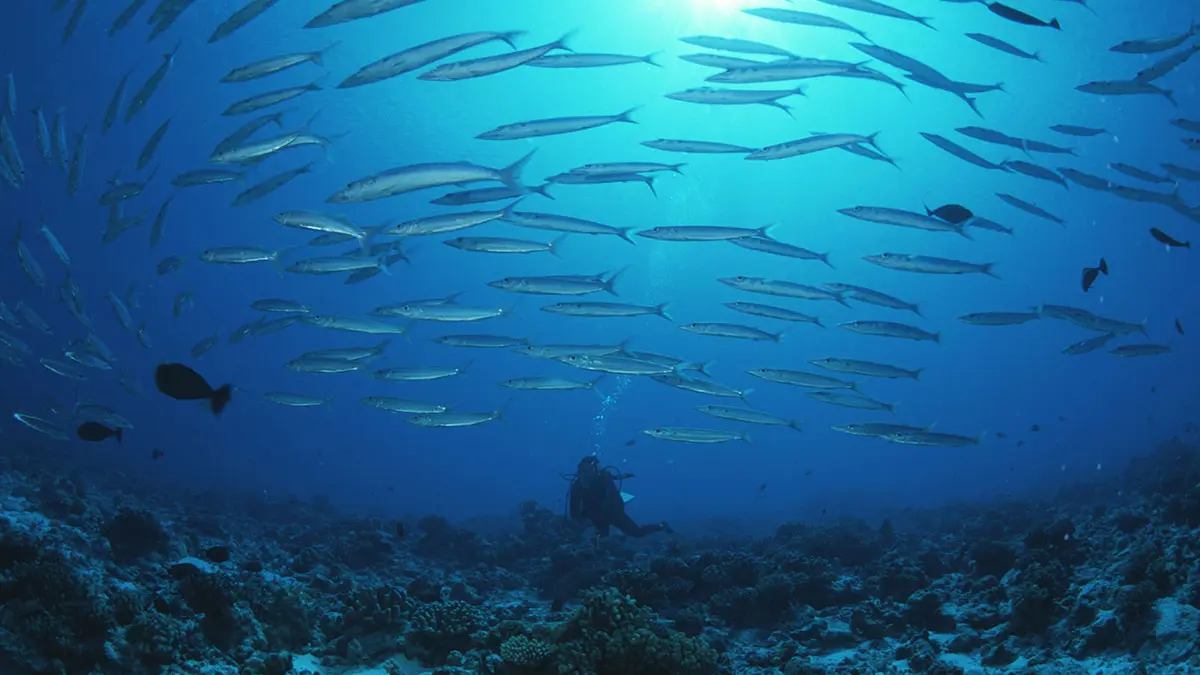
(0, 438, 1199, 674)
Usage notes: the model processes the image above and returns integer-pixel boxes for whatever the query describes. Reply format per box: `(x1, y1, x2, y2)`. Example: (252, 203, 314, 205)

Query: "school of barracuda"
(1, 0, 1194, 448)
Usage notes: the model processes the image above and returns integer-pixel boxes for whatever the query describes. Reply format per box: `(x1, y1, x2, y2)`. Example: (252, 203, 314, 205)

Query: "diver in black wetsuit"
(566, 456, 672, 538)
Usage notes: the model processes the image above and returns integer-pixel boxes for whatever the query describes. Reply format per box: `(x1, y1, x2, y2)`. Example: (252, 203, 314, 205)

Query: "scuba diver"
(565, 456, 672, 538)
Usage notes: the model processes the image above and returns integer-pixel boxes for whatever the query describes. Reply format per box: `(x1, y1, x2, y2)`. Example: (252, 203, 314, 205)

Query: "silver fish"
(809, 358, 923, 379)
(306, 0, 424, 28)
(958, 312, 1041, 326)
(339, 31, 522, 88)
(223, 44, 340, 83)
(477, 109, 637, 141)
(808, 391, 895, 413)
(862, 253, 998, 277)
(126, 42, 181, 124)
(679, 35, 794, 58)
(264, 392, 330, 407)
(724, 302, 823, 327)
(327, 153, 532, 203)
(696, 405, 802, 432)
(730, 237, 832, 266)
(419, 33, 573, 81)
(747, 368, 857, 390)
(542, 301, 670, 320)
(839, 320, 940, 343)
(223, 80, 322, 116)
(640, 138, 753, 154)
(643, 426, 751, 444)
(407, 410, 503, 428)
(209, 0, 284, 43)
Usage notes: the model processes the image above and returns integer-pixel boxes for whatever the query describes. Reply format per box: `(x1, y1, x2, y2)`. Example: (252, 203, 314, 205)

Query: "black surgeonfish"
(1150, 227, 1190, 248)
(1081, 257, 1108, 292)
(77, 422, 122, 443)
(987, 3, 1061, 29)
(926, 203, 974, 224)
(155, 363, 233, 415)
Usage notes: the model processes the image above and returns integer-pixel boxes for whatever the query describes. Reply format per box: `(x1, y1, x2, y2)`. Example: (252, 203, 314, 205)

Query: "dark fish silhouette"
(155, 363, 232, 415)
(1081, 257, 1108, 292)
(1150, 227, 1190, 248)
(77, 422, 122, 443)
(623, 439, 636, 447)
(203, 546, 230, 563)
(757, 483, 767, 492)
(1031, 424, 1041, 432)
(151, 449, 165, 460)
(996, 431, 1008, 439)
(1177, 318, 1185, 335)
(395, 521, 406, 538)
(987, 3, 1061, 29)
(926, 203, 974, 224)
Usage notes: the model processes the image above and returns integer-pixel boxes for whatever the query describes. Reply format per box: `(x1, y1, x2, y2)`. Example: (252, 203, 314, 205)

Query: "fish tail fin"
(548, 234, 568, 259)
(958, 226, 974, 240)
(1099, 257, 1109, 274)
(756, 222, 777, 238)
(588, 374, 605, 390)
(813, 317, 825, 328)
(671, 163, 687, 175)
(115, 428, 123, 443)
(966, 96, 983, 118)
(788, 420, 803, 433)
(531, 182, 554, 200)
(693, 360, 715, 378)
(821, 253, 835, 269)
(1050, 18, 1061, 30)
(913, 368, 927, 381)
(834, 293, 851, 307)
(739, 388, 754, 404)
(554, 28, 580, 54)
(311, 41, 342, 67)
(982, 263, 1000, 280)
(974, 432, 988, 445)
(741, 432, 753, 445)
(619, 227, 637, 244)
(886, 400, 899, 415)
(603, 265, 628, 296)
(376, 254, 393, 276)
(375, 338, 391, 354)
(644, 176, 657, 197)
(866, 131, 882, 150)
(500, 150, 535, 191)
(1164, 88, 1177, 106)
(655, 302, 673, 322)
(933, 332, 942, 345)
(920, 16, 936, 30)
(617, 107, 640, 124)
(644, 51, 663, 67)
(211, 384, 232, 415)
(500, 196, 524, 222)
(499, 31, 526, 49)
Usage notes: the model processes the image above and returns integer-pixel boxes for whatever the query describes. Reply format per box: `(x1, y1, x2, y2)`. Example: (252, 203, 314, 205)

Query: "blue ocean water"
(0, 0, 1195, 537)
